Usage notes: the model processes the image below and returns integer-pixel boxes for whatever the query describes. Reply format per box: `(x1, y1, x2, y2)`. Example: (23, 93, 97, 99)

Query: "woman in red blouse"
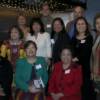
(47, 46, 82, 100)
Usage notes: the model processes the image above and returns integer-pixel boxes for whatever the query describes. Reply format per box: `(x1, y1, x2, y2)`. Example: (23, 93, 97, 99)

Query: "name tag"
(65, 69, 71, 74)
(36, 64, 42, 70)
(51, 39, 55, 44)
(47, 24, 51, 28)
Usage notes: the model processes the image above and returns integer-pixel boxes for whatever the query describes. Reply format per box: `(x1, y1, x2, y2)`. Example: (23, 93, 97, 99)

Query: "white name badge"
(47, 24, 51, 28)
(51, 39, 55, 44)
(81, 40, 86, 44)
(65, 69, 71, 74)
(36, 64, 42, 70)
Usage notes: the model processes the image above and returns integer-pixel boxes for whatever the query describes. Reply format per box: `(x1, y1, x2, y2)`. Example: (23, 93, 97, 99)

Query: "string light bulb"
(0, 0, 72, 14)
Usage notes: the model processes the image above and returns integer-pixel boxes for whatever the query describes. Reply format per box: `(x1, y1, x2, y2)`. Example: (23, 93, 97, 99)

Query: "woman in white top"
(26, 17, 52, 66)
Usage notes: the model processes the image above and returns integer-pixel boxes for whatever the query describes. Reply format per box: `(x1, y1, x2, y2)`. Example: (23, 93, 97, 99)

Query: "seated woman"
(47, 46, 82, 100)
(15, 40, 48, 100)
(0, 56, 13, 100)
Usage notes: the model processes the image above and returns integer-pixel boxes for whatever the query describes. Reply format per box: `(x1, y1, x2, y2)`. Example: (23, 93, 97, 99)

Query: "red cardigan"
(47, 62, 82, 100)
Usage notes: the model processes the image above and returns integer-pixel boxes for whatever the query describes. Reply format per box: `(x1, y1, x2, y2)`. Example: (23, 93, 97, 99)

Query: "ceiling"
(0, 0, 87, 12)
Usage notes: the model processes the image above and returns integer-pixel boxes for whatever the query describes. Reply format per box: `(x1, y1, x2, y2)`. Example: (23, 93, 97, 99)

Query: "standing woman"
(91, 13, 100, 100)
(26, 17, 52, 68)
(15, 41, 48, 100)
(0, 25, 25, 72)
(51, 17, 70, 63)
(72, 17, 93, 100)
(17, 14, 30, 40)
(51, 17, 70, 64)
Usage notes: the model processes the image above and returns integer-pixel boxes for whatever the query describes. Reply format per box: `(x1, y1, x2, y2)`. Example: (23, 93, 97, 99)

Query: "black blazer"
(0, 56, 13, 99)
(52, 32, 71, 64)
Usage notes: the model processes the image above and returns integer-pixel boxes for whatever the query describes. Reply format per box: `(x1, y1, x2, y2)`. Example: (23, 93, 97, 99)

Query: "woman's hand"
(57, 93, 64, 97)
(0, 90, 5, 96)
(45, 58, 51, 66)
(0, 86, 5, 96)
(72, 57, 79, 62)
(28, 85, 41, 93)
(51, 93, 64, 100)
(91, 72, 94, 80)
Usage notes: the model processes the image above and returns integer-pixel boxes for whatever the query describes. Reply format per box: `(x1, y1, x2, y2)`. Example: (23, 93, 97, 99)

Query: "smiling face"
(10, 27, 20, 40)
(53, 20, 63, 33)
(18, 15, 26, 26)
(61, 49, 72, 65)
(74, 6, 85, 19)
(95, 17, 100, 34)
(25, 43, 37, 58)
(76, 19, 87, 35)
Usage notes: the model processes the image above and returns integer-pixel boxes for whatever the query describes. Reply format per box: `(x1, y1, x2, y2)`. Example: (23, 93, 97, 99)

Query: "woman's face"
(25, 43, 37, 58)
(76, 19, 87, 34)
(53, 20, 63, 33)
(10, 28, 20, 40)
(32, 22, 41, 33)
(18, 16, 26, 26)
(61, 49, 72, 65)
(95, 18, 100, 34)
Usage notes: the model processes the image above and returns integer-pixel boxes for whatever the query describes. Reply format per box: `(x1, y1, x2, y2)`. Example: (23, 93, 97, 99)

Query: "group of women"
(0, 11, 100, 100)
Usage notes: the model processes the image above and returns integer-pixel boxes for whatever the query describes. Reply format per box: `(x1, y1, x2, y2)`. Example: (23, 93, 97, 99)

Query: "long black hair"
(51, 17, 66, 38)
(74, 17, 90, 36)
(30, 17, 45, 36)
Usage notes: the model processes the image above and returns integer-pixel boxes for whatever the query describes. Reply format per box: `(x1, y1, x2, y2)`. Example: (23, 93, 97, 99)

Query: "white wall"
(86, 0, 100, 26)
(52, 12, 74, 25)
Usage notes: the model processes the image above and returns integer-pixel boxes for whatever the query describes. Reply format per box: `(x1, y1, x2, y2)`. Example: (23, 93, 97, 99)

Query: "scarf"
(91, 35, 100, 81)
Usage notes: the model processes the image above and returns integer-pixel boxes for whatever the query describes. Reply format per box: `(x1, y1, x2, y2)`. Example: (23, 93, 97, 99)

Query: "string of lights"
(0, 0, 72, 13)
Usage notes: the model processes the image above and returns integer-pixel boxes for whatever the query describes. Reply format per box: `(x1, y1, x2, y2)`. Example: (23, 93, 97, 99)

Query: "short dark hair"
(73, 2, 87, 10)
(74, 17, 90, 36)
(8, 25, 23, 39)
(17, 13, 26, 20)
(60, 45, 74, 57)
(24, 40, 37, 50)
(40, 2, 51, 10)
(30, 17, 45, 36)
(51, 17, 66, 38)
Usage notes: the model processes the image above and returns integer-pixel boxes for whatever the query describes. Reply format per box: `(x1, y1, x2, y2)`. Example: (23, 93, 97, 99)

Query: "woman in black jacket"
(51, 17, 70, 64)
(71, 17, 94, 100)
